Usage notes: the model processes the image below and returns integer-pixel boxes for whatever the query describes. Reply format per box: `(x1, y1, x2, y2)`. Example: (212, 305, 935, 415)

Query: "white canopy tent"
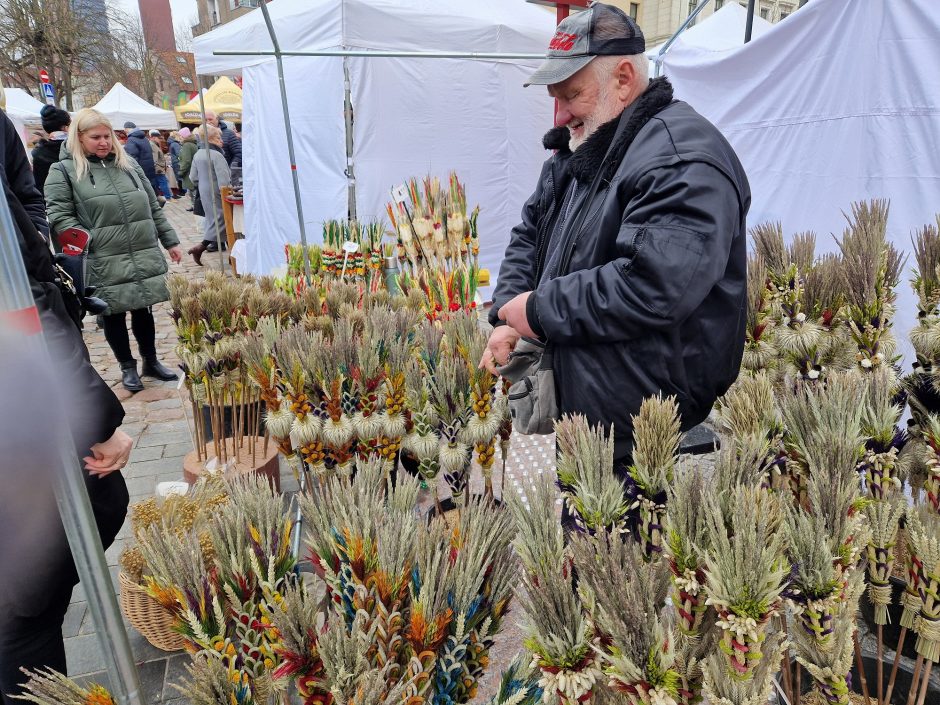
(92, 83, 178, 131)
(664, 0, 940, 360)
(192, 0, 556, 278)
(647, 2, 774, 74)
(4, 87, 46, 126)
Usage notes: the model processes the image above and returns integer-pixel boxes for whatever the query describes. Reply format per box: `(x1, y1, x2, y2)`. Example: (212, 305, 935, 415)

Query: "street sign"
(41, 82, 56, 106)
(39, 69, 50, 84)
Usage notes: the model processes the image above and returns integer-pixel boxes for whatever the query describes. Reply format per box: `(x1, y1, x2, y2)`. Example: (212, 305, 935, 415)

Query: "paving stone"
(129, 445, 164, 463)
(65, 633, 107, 674)
(124, 475, 158, 496)
(127, 458, 184, 475)
(63, 600, 86, 638)
(113, 387, 134, 402)
(162, 443, 192, 459)
(134, 387, 177, 402)
(74, 659, 167, 704)
(148, 398, 186, 410)
(162, 654, 192, 700)
(146, 408, 185, 422)
(137, 431, 192, 448)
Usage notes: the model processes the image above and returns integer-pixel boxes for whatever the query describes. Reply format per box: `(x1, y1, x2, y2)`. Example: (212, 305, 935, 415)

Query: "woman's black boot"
(121, 361, 144, 392)
(142, 357, 178, 381)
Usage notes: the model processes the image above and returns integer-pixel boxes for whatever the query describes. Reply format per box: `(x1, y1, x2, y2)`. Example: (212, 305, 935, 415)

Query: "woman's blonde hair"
(197, 124, 223, 145)
(67, 108, 133, 181)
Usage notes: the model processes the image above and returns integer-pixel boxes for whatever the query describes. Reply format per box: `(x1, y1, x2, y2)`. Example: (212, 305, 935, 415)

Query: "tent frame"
(203, 1, 544, 283)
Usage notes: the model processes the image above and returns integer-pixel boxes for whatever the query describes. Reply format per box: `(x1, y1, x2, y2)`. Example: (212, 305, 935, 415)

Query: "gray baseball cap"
(525, 3, 646, 87)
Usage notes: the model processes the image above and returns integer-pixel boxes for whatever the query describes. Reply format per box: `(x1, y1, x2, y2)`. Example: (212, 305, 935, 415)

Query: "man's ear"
(614, 57, 638, 99)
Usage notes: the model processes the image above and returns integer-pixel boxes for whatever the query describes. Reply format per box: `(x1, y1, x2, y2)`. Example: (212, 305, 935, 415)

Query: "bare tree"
(175, 15, 198, 53)
(0, 0, 113, 109)
(107, 14, 162, 103)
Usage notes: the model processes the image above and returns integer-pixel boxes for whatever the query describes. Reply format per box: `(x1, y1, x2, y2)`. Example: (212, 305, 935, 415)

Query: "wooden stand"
(220, 185, 241, 275)
(183, 436, 280, 490)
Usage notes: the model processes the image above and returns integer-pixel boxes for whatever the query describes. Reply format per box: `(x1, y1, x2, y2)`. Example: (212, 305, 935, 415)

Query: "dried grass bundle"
(555, 415, 628, 532)
(702, 631, 787, 705)
(14, 670, 116, 705)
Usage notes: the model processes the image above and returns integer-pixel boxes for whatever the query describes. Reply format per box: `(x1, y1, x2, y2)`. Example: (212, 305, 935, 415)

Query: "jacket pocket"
(618, 223, 706, 319)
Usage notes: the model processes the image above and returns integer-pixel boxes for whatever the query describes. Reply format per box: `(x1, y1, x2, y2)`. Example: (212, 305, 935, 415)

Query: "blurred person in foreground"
(0, 106, 131, 704)
(44, 108, 182, 393)
(167, 130, 185, 197)
(187, 124, 231, 265)
(482, 4, 749, 520)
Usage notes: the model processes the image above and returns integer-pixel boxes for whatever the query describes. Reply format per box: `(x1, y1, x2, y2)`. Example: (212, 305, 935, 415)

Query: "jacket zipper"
(103, 162, 143, 297)
(534, 168, 557, 281)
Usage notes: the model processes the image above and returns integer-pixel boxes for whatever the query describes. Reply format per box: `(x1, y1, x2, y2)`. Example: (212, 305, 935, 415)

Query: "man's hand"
(498, 291, 538, 339)
(480, 324, 521, 374)
(167, 245, 183, 263)
(84, 429, 133, 478)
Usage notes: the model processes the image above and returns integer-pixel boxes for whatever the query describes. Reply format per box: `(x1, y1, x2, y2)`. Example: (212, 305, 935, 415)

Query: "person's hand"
(480, 324, 521, 375)
(167, 245, 182, 263)
(498, 291, 538, 339)
(84, 430, 133, 478)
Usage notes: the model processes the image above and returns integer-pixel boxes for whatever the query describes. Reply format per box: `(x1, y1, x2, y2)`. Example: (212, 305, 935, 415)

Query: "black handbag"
(192, 188, 206, 217)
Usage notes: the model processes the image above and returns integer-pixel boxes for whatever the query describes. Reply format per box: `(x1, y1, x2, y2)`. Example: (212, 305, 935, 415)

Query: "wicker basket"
(118, 571, 186, 651)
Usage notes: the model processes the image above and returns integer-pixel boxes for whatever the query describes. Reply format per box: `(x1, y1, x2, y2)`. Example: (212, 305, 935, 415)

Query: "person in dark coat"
(121, 120, 161, 196)
(46, 109, 182, 392)
(30, 104, 71, 196)
(483, 5, 749, 526)
(168, 129, 185, 196)
(0, 107, 131, 705)
(205, 111, 241, 168)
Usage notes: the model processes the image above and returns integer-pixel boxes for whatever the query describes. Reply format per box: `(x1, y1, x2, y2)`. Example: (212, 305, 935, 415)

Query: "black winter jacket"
(490, 79, 749, 458)
(124, 129, 157, 182)
(30, 137, 65, 196)
(220, 122, 241, 168)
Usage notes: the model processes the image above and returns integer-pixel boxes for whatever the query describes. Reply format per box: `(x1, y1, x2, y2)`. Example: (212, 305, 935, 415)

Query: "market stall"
(192, 0, 555, 279)
(92, 82, 178, 131)
(174, 76, 242, 124)
(661, 0, 940, 364)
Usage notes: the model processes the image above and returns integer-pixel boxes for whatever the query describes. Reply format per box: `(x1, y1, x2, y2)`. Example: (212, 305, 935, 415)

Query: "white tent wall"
(193, 0, 555, 280)
(349, 56, 550, 280)
(240, 57, 348, 276)
(663, 0, 940, 361)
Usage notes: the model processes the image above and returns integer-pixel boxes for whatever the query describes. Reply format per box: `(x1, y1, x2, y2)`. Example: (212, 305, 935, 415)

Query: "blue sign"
(41, 82, 55, 105)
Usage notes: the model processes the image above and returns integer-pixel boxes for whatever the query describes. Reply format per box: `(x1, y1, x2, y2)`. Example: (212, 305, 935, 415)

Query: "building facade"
(605, 0, 799, 45)
(192, 0, 266, 37)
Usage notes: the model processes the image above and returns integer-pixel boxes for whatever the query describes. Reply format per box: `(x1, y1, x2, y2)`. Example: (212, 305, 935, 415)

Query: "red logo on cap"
(549, 31, 578, 52)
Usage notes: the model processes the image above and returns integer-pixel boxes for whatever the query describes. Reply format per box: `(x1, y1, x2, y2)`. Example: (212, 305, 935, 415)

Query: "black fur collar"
(542, 77, 675, 184)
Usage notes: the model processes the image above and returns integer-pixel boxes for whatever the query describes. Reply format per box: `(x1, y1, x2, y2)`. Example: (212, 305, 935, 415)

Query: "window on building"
(780, 11, 789, 19)
(688, 0, 697, 25)
(182, 76, 193, 85)
(629, 2, 639, 19)
(760, 7, 770, 19)
(715, 0, 724, 8)
(175, 56, 186, 64)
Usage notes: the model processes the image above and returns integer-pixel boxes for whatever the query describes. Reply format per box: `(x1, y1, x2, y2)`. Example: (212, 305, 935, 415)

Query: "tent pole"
(212, 49, 546, 59)
(745, 0, 757, 42)
(0, 189, 144, 705)
(653, 0, 713, 77)
(259, 0, 312, 285)
(197, 77, 226, 274)
(343, 58, 357, 222)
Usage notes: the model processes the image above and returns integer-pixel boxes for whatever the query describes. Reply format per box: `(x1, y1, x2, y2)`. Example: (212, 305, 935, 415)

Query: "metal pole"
(343, 58, 357, 222)
(653, 0, 713, 77)
(259, 0, 312, 285)
(745, 0, 757, 42)
(212, 49, 546, 59)
(0, 185, 143, 705)
(196, 77, 226, 273)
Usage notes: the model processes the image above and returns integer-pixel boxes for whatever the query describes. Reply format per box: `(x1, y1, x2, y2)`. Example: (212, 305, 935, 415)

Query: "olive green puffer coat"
(44, 152, 180, 315)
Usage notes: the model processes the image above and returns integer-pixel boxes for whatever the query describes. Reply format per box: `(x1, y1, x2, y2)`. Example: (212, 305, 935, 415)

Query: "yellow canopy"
(175, 76, 242, 123)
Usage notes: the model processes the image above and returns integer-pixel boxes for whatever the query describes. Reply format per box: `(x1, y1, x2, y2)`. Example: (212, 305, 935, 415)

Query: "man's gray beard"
(568, 84, 621, 152)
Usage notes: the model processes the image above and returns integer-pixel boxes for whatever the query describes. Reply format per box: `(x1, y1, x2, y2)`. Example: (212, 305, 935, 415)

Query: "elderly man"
(483, 4, 749, 470)
(205, 110, 241, 168)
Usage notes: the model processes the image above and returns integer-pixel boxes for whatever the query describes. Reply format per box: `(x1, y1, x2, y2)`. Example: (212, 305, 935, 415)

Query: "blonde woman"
(44, 108, 182, 393)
